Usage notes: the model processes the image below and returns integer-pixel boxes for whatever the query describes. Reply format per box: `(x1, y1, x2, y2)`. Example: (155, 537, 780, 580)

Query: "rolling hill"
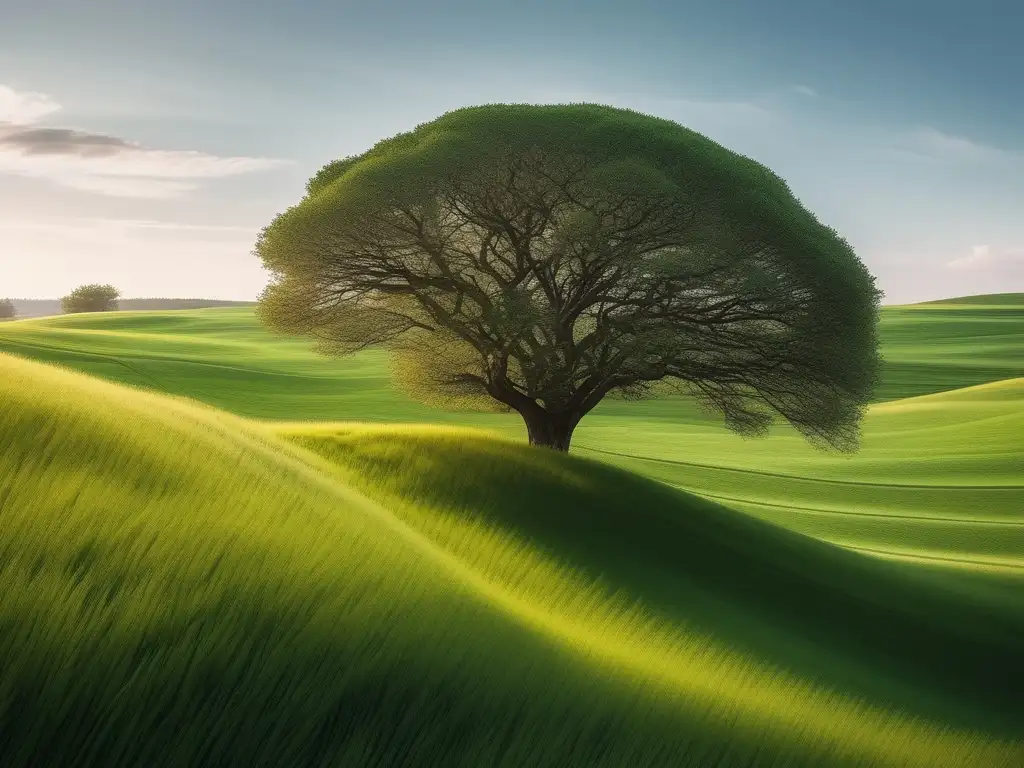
(0, 294, 1022, 765)
(877, 296, 1024, 399)
(914, 293, 1024, 306)
(1, 353, 1022, 767)
(0, 295, 1022, 416)
(0, 297, 1020, 569)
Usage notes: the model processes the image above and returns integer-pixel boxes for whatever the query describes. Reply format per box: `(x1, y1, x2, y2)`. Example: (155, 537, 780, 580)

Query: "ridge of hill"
(0, 295, 1021, 414)
(907, 293, 1024, 307)
(876, 295, 1024, 398)
(1, 352, 1021, 766)
(6, 298, 255, 319)
(0, 298, 1020, 573)
(573, 376, 1024, 570)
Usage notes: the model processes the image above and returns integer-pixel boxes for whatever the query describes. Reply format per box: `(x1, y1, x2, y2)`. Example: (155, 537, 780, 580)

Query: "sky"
(1, 0, 1022, 304)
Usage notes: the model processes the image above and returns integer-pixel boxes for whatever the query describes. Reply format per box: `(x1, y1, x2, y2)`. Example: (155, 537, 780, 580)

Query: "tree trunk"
(520, 407, 578, 452)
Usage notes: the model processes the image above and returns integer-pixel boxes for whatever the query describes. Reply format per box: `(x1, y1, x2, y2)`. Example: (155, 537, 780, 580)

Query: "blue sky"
(1, 0, 1022, 302)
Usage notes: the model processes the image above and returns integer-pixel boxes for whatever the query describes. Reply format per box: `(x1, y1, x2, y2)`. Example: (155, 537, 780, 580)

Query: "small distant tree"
(0, 299, 15, 319)
(61, 284, 120, 314)
(256, 104, 881, 452)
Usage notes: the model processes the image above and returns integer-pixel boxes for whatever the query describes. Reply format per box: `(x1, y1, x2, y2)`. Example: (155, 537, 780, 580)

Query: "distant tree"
(61, 284, 120, 314)
(256, 104, 881, 452)
(0, 298, 15, 319)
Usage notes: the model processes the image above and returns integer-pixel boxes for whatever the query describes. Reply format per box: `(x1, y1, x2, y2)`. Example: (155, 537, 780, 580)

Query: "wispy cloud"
(900, 127, 1021, 165)
(0, 216, 258, 237)
(0, 84, 287, 198)
(0, 84, 61, 125)
(792, 84, 818, 98)
(0, 216, 268, 299)
(0, 127, 135, 157)
(948, 244, 1024, 274)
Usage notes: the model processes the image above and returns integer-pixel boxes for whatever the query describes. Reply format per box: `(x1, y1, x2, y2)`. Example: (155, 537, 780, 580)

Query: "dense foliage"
(60, 283, 120, 314)
(0, 298, 14, 319)
(257, 105, 883, 450)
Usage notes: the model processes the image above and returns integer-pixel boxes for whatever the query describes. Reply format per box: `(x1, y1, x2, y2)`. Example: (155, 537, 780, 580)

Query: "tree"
(61, 284, 120, 314)
(256, 104, 881, 452)
(0, 299, 15, 319)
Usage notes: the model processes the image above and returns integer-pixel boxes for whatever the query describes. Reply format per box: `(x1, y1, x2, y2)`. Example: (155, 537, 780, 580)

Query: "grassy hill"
(913, 293, 1024, 306)
(1, 295, 1022, 765)
(878, 296, 1024, 399)
(574, 377, 1024, 568)
(0, 297, 1021, 569)
(0, 295, 1021, 416)
(1, 353, 1022, 767)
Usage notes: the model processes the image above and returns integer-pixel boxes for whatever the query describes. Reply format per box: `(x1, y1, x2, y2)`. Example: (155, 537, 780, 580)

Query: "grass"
(876, 298, 1024, 400)
(0, 295, 1022, 765)
(1, 296, 1022, 419)
(0, 297, 1020, 570)
(913, 292, 1024, 306)
(1, 354, 1022, 767)
(573, 378, 1024, 571)
(0, 310, 411, 420)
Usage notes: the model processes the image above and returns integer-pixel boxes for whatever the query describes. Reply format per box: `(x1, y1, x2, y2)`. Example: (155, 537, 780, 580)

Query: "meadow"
(0, 293, 1021, 766)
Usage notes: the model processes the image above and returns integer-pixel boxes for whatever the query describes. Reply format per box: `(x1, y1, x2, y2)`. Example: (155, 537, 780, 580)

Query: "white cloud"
(0, 215, 259, 243)
(0, 216, 269, 299)
(0, 84, 287, 198)
(948, 244, 993, 270)
(0, 146, 287, 198)
(901, 127, 1021, 165)
(948, 244, 1024, 272)
(0, 84, 62, 125)
(792, 84, 818, 98)
(46, 176, 199, 199)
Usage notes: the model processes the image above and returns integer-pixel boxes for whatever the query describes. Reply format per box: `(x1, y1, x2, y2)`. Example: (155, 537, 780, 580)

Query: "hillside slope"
(0, 301, 1019, 572)
(1, 353, 1021, 767)
(878, 294, 1024, 399)
(913, 293, 1024, 307)
(576, 377, 1024, 569)
(0, 296, 1021, 419)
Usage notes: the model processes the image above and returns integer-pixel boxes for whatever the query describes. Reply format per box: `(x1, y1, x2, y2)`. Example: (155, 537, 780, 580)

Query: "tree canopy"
(61, 284, 120, 314)
(256, 104, 881, 451)
(0, 299, 15, 319)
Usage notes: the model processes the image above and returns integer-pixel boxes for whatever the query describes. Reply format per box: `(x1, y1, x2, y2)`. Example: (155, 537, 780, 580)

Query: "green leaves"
(60, 284, 120, 314)
(257, 103, 881, 451)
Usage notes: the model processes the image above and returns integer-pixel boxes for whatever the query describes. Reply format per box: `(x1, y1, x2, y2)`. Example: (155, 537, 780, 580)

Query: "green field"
(0, 295, 1022, 766)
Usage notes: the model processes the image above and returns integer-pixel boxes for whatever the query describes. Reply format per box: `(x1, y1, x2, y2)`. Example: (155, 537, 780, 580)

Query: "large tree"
(61, 284, 120, 314)
(0, 299, 15, 319)
(256, 104, 881, 452)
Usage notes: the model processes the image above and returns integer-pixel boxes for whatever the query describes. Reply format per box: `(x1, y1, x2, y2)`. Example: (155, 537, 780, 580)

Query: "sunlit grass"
(2, 354, 1022, 766)
(1, 296, 1021, 419)
(0, 301, 1020, 577)
(1, 296, 1022, 765)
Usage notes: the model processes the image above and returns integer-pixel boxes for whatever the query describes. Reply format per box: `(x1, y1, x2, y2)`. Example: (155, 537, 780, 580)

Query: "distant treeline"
(10, 299, 256, 319)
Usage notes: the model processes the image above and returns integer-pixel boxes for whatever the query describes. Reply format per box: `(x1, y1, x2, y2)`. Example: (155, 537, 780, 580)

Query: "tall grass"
(0, 304, 1020, 573)
(2, 354, 1022, 766)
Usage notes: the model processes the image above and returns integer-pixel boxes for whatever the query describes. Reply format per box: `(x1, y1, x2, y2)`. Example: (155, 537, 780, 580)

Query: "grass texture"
(1, 296, 1022, 419)
(1, 354, 1022, 767)
(0, 294, 1022, 766)
(1, 297, 1021, 570)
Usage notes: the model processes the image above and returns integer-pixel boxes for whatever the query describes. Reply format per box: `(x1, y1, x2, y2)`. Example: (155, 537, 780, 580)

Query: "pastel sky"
(1, 0, 1022, 303)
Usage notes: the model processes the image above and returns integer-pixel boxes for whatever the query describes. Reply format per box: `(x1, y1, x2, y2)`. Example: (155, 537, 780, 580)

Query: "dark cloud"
(0, 127, 135, 157)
